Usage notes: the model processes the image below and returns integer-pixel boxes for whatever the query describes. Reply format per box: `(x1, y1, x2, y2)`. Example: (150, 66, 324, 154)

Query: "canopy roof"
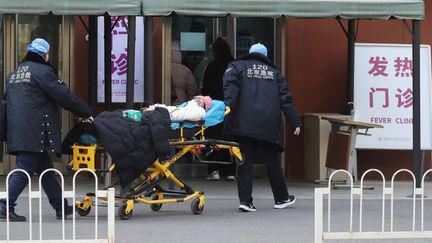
(141, 0, 424, 19)
(0, 0, 424, 20)
(0, 0, 140, 16)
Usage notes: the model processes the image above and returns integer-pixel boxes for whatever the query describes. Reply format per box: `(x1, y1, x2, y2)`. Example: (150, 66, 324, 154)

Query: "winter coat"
(0, 97, 6, 142)
(223, 53, 301, 151)
(171, 42, 197, 105)
(92, 108, 171, 187)
(5, 52, 92, 155)
(202, 57, 233, 100)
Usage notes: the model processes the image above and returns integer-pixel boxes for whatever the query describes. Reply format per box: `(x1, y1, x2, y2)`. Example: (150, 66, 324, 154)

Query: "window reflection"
(17, 15, 62, 75)
(172, 16, 215, 98)
(236, 17, 274, 61)
(171, 16, 276, 97)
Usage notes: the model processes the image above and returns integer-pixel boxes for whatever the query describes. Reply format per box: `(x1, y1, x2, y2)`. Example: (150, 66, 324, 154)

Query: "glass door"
(17, 15, 63, 74)
(163, 16, 282, 176)
(235, 17, 275, 61)
(171, 16, 217, 103)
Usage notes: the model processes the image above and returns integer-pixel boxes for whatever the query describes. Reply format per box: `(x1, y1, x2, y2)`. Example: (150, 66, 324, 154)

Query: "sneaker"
(0, 207, 26, 222)
(225, 175, 236, 181)
(206, 170, 220, 181)
(274, 195, 296, 209)
(56, 205, 73, 219)
(239, 202, 256, 212)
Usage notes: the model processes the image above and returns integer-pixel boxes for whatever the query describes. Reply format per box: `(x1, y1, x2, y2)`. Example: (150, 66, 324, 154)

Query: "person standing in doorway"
(223, 43, 301, 212)
(0, 38, 92, 221)
(171, 41, 198, 105)
(202, 37, 236, 181)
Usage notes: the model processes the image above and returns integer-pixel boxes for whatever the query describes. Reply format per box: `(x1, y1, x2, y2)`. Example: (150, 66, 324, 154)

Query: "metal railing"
(315, 168, 432, 243)
(0, 168, 115, 243)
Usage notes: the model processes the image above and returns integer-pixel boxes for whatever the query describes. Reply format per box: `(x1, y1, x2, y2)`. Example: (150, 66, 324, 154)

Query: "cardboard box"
(303, 113, 349, 182)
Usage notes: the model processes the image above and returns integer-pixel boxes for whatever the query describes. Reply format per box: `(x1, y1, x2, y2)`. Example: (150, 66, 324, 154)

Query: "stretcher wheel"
(118, 203, 133, 220)
(150, 195, 162, 212)
(77, 206, 91, 216)
(191, 198, 204, 215)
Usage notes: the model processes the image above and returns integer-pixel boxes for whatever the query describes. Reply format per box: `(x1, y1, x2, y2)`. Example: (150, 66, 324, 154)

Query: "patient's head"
(193, 96, 212, 111)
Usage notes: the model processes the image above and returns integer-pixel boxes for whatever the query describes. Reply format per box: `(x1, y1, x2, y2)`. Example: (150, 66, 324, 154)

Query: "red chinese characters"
(111, 48, 128, 75)
(367, 56, 414, 109)
(368, 56, 389, 77)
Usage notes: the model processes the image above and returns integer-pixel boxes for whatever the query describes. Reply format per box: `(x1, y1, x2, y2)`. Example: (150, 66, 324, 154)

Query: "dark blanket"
(92, 108, 171, 187)
(61, 121, 99, 154)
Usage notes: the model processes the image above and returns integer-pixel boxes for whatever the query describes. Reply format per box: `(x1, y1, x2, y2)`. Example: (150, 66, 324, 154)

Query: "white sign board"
(354, 43, 432, 150)
(97, 16, 145, 103)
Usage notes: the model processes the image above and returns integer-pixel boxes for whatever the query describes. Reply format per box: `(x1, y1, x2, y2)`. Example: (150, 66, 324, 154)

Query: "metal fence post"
(315, 188, 324, 243)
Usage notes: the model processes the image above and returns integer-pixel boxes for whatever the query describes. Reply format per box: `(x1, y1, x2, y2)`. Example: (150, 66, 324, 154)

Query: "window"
(17, 15, 62, 74)
(236, 18, 274, 61)
(172, 16, 216, 97)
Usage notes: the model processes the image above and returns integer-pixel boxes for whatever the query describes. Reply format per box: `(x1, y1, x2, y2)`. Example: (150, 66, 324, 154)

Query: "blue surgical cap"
(26, 38, 50, 56)
(249, 43, 267, 57)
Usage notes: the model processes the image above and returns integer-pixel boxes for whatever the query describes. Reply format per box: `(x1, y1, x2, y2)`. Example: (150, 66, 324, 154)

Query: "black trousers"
(0, 151, 65, 210)
(236, 137, 289, 203)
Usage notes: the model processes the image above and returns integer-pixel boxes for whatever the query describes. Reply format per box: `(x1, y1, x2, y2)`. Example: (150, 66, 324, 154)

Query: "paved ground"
(1, 176, 432, 242)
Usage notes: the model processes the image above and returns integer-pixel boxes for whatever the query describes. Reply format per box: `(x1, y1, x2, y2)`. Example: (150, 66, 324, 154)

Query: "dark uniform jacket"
(93, 108, 171, 187)
(223, 53, 301, 151)
(5, 52, 92, 155)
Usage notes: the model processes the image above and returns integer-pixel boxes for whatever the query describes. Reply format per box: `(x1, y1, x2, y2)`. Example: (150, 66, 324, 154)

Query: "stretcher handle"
(224, 106, 231, 116)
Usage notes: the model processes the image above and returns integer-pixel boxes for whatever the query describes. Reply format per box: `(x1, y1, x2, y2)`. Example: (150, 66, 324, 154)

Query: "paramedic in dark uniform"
(0, 38, 92, 221)
(223, 43, 301, 212)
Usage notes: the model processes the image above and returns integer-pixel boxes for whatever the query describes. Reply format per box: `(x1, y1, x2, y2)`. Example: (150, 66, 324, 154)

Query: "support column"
(126, 16, 136, 109)
(144, 17, 154, 102)
(347, 19, 356, 114)
(88, 16, 97, 110)
(104, 14, 112, 111)
(412, 20, 422, 188)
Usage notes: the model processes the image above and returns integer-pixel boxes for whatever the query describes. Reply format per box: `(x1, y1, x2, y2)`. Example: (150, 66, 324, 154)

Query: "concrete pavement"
(1, 176, 432, 242)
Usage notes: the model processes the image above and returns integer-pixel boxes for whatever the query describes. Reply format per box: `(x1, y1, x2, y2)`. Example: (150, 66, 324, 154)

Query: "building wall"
(285, 2, 432, 180)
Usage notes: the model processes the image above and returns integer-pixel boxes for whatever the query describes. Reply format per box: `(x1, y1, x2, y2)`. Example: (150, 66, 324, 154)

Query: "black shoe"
(56, 205, 73, 219)
(274, 195, 296, 209)
(238, 202, 256, 212)
(0, 207, 26, 222)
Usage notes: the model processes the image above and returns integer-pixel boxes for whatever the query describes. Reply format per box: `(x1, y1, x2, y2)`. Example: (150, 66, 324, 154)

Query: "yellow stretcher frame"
(71, 107, 244, 220)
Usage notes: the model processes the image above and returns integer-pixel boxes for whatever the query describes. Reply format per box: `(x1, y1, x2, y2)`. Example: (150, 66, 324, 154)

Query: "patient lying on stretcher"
(142, 95, 212, 122)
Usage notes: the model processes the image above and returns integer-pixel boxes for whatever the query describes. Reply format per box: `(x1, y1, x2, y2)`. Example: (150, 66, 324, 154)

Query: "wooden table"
(321, 116, 383, 187)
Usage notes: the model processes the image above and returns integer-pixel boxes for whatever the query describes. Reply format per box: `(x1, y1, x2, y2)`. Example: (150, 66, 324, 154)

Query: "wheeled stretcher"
(70, 100, 244, 220)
